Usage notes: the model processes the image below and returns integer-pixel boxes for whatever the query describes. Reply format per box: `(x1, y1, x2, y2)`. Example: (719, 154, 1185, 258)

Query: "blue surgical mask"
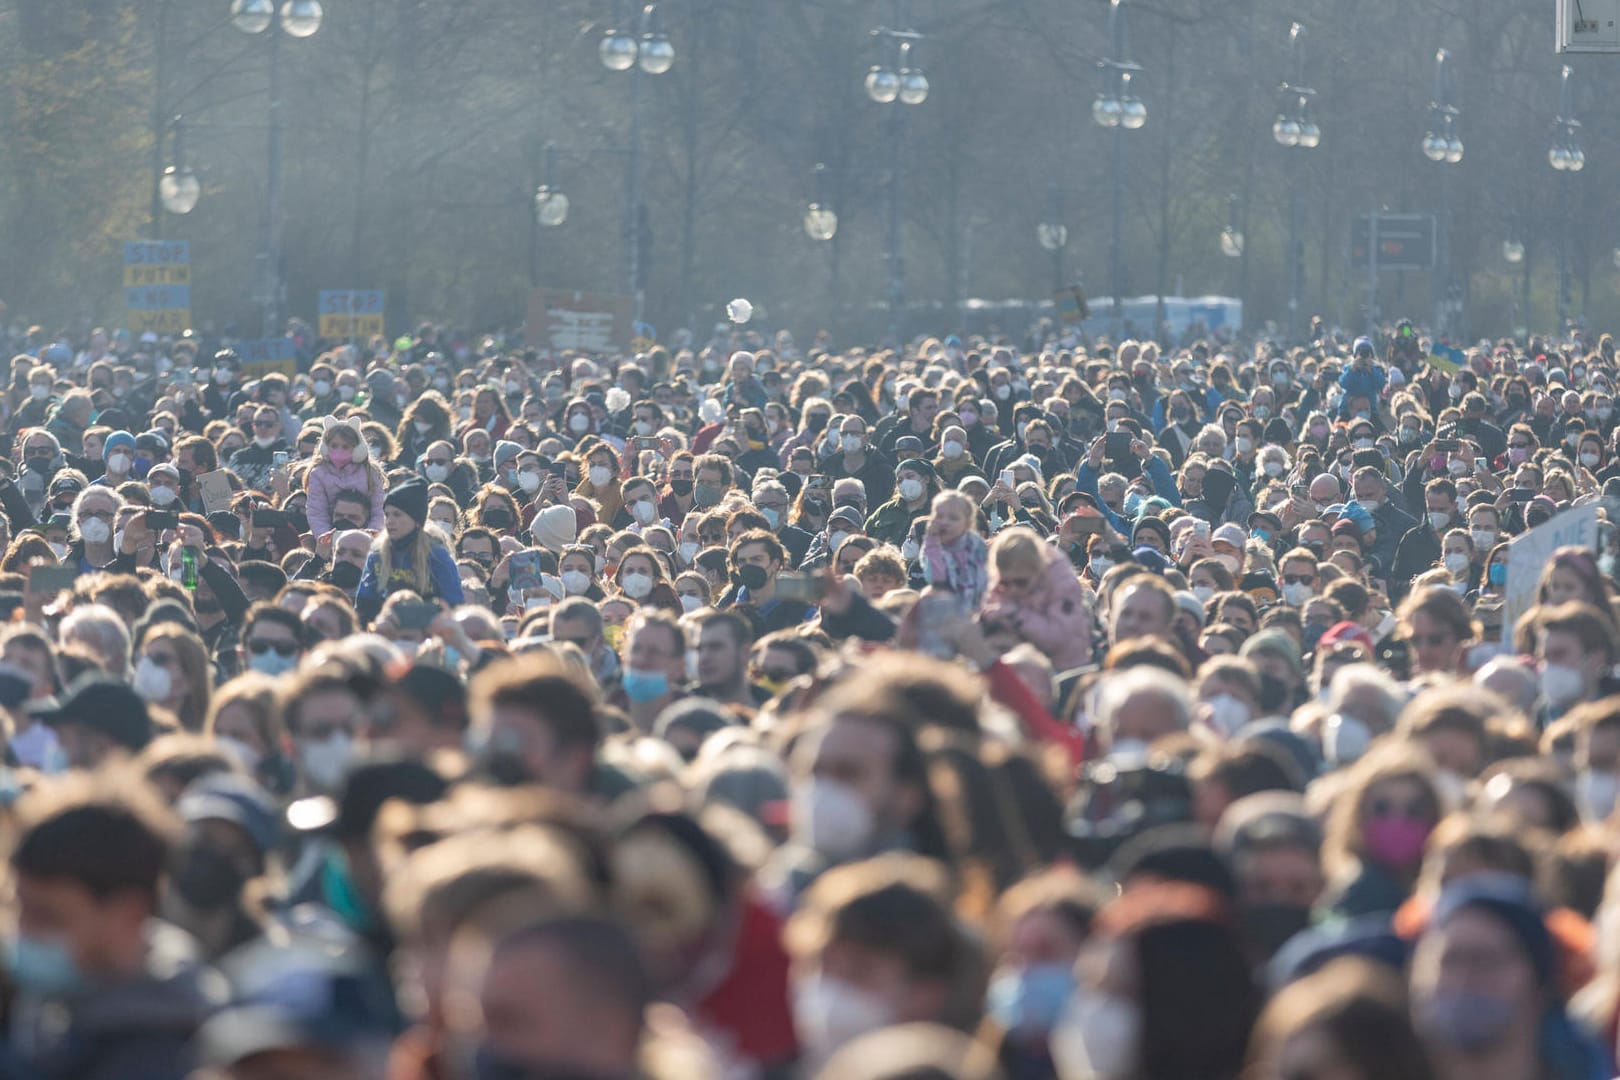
(1488, 563, 1507, 586)
(761, 507, 780, 529)
(987, 963, 1074, 1035)
(7, 934, 84, 997)
(1252, 527, 1271, 543)
(248, 651, 298, 677)
(621, 668, 670, 704)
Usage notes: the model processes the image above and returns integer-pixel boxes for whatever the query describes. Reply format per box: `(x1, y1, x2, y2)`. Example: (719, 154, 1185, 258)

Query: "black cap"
(32, 674, 152, 751)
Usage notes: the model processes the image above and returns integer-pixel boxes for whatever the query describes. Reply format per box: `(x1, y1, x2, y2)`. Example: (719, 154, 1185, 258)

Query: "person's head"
(278, 664, 365, 794)
(1537, 601, 1618, 709)
(468, 654, 600, 794)
(1093, 664, 1192, 755)
(241, 601, 307, 679)
(1397, 586, 1477, 678)
(478, 916, 649, 1078)
(692, 610, 753, 692)
(929, 490, 975, 545)
(989, 527, 1047, 602)
(206, 673, 284, 778)
(1538, 547, 1609, 609)
(1326, 744, 1445, 880)
(1052, 882, 1258, 1080)
(1111, 575, 1178, 644)
(785, 855, 976, 1060)
(621, 611, 686, 701)
(1245, 958, 1435, 1080)
(728, 529, 785, 594)
(9, 773, 179, 992)
(1408, 879, 1554, 1066)
(135, 624, 212, 732)
(549, 596, 606, 666)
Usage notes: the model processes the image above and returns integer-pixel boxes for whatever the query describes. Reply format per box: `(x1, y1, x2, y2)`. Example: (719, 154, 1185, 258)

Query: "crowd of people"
(0, 313, 1615, 1078)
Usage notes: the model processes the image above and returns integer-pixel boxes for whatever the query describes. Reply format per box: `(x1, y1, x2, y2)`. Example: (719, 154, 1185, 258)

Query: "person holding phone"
(355, 477, 464, 624)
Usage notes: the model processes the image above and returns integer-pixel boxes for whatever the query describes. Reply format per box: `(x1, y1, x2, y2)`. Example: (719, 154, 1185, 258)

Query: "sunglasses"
(246, 639, 298, 658)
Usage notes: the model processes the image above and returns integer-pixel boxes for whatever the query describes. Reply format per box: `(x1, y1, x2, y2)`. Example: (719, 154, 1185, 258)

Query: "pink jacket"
(980, 544, 1095, 671)
(305, 458, 385, 536)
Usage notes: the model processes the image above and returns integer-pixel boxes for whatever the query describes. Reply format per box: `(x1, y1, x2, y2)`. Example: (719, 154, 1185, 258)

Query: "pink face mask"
(1362, 816, 1431, 870)
(328, 448, 353, 468)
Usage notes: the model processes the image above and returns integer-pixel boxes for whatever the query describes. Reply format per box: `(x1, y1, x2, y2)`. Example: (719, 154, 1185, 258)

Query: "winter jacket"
(305, 458, 385, 537)
(980, 542, 1094, 670)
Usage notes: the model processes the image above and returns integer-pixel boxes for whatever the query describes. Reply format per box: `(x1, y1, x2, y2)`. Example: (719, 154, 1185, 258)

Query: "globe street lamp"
(1095, 0, 1145, 341)
(1273, 22, 1319, 342)
(1036, 186, 1069, 295)
(867, 18, 927, 345)
(804, 163, 838, 241)
(231, 0, 321, 338)
(601, 2, 673, 321)
(1423, 48, 1464, 337)
(1550, 64, 1584, 331)
(1220, 193, 1244, 258)
(158, 116, 200, 216)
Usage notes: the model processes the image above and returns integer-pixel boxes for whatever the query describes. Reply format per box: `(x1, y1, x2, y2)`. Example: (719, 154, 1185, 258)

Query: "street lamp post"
(1094, 0, 1145, 341)
(1037, 186, 1069, 294)
(1422, 48, 1464, 338)
(158, 116, 201, 218)
(601, 2, 674, 322)
(805, 162, 840, 325)
(232, 0, 323, 339)
(1272, 22, 1320, 343)
(866, 17, 927, 345)
(1220, 192, 1244, 259)
(530, 142, 569, 287)
(1549, 64, 1585, 332)
(1503, 221, 1529, 340)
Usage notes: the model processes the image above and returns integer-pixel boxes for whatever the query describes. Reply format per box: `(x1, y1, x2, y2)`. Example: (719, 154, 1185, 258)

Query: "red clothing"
(985, 659, 1086, 770)
(695, 892, 799, 1071)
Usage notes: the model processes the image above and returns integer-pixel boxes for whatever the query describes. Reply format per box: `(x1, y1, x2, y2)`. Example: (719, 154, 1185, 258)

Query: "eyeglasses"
(1282, 574, 1314, 585)
(246, 639, 298, 658)
(253, 419, 278, 429)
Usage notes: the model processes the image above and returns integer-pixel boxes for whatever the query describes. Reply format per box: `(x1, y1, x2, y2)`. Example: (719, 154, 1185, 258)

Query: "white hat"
(530, 504, 577, 555)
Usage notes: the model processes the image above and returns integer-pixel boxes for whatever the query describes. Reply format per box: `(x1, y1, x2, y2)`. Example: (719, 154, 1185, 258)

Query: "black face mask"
(326, 561, 362, 590)
(174, 846, 247, 910)
(670, 478, 694, 497)
(483, 508, 514, 530)
(478, 751, 535, 788)
(243, 546, 272, 562)
(732, 564, 769, 591)
(1240, 903, 1313, 961)
(332, 518, 360, 532)
(805, 414, 829, 433)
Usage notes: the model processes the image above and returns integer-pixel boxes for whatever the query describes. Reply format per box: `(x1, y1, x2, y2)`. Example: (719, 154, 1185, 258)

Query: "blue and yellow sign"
(124, 241, 191, 334)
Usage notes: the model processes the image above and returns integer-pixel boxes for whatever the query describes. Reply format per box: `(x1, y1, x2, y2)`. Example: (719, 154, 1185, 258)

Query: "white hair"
(1092, 665, 1192, 741)
(1327, 663, 1406, 730)
(59, 603, 131, 675)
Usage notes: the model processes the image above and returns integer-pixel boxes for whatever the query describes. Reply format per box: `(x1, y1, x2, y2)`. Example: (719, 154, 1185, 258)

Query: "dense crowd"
(0, 314, 1615, 1079)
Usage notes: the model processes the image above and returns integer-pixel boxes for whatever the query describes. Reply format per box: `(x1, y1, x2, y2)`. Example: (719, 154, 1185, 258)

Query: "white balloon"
(727, 297, 754, 324)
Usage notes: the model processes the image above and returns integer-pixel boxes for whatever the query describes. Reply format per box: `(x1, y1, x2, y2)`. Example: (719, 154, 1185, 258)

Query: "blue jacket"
(1076, 456, 1181, 534)
(1337, 363, 1387, 419)
(356, 538, 464, 619)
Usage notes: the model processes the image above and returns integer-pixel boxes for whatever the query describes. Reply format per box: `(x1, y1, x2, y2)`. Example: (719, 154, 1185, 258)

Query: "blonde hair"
(931, 489, 978, 528)
(142, 624, 213, 733)
(379, 528, 444, 598)
(990, 525, 1045, 574)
